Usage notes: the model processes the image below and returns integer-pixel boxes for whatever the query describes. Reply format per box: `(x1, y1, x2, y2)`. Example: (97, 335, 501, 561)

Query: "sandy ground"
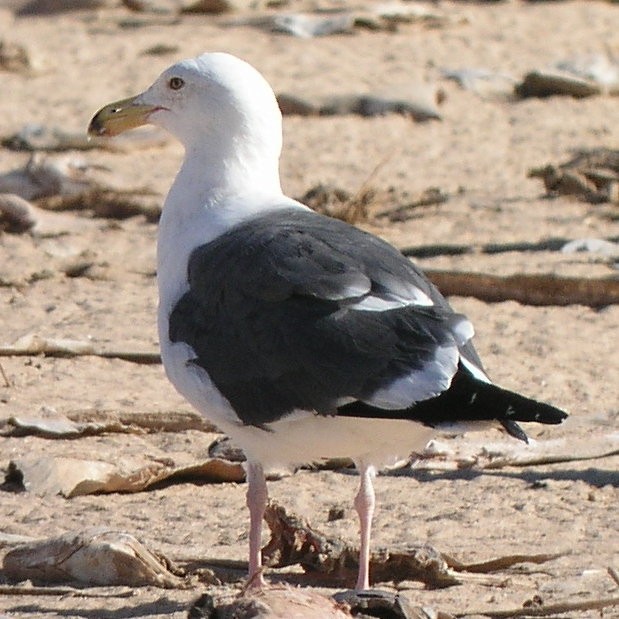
(0, 1, 618, 617)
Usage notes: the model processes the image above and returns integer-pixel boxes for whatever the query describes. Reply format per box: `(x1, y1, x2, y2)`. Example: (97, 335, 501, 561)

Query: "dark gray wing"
(169, 207, 479, 426)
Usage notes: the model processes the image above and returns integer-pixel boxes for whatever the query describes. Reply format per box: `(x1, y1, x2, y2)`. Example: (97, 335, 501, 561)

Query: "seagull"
(89, 52, 568, 591)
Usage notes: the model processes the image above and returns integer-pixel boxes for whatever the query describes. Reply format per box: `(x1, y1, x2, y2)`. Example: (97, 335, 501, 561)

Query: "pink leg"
(353, 463, 376, 591)
(246, 461, 268, 588)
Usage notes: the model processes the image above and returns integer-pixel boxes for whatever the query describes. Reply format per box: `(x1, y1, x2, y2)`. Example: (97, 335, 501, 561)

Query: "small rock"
(207, 436, 246, 462)
(17, 0, 116, 15)
(123, 0, 183, 12)
(516, 70, 601, 98)
(276, 93, 320, 116)
(327, 506, 346, 522)
(182, 0, 262, 14)
(334, 589, 435, 619)
(0, 40, 33, 74)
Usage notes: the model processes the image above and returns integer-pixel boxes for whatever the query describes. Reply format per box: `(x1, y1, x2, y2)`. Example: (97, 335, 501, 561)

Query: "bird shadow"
(383, 465, 619, 488)
(332, 463, 618, 488)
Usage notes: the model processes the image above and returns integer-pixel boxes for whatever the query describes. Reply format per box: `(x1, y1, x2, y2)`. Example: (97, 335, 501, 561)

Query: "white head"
(89, 52, 283, 194)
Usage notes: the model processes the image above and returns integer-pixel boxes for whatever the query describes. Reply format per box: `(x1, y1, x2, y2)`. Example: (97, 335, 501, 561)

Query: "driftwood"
(424, 270, 619, 307)
(444, 553, 564, 574)
(3, 408, 138, 439)
(262, 502, 458, 588)
(67, 408, 213, 433)
(261, 502, 560, 589)
(6, 454, 245, 497)
(0, 407, 215, 436)
(2, 528, 184, 588)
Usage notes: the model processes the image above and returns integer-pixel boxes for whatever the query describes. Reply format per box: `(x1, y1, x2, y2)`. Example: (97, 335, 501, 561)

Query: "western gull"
(89, 52, 568, 591)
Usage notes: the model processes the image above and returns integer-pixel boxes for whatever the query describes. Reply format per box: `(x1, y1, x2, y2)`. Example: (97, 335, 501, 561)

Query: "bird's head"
(88, 52, 283, 161)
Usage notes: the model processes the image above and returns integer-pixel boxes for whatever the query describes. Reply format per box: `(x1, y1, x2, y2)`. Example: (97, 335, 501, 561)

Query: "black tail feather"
(338, 365, 568, 443)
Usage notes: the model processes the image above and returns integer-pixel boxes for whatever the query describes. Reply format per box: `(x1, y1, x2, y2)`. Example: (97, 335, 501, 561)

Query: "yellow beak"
(88, 96, 160, 137)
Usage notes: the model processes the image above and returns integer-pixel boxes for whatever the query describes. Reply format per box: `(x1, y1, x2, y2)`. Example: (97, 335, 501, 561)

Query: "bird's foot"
(242, 568, 267, 592)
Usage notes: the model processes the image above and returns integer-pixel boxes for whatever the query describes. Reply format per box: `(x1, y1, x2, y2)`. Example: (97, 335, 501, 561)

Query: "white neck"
(171, 135, 282, 204)
(156, 135, 295, 314)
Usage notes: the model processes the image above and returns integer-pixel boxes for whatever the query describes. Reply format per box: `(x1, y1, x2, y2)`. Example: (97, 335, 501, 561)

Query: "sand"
(0, 1, 617, 617)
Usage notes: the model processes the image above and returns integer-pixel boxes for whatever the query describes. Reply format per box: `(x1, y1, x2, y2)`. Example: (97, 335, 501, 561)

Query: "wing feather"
(169, 208, 478, 426)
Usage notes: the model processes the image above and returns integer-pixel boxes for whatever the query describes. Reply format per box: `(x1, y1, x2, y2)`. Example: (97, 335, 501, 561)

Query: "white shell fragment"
(2, 528, 184, 588)
(0, 153, 99, 201)
(441, 67, 516, 97)
(561, 238, 619, 258)
(271, 13, 355, 38)
(2, 123, 170, 152)
(6, 406, 107, 438)
(555, 53, 619, 91)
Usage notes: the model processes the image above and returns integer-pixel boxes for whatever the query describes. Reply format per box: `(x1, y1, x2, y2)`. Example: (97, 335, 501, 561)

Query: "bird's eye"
(168, 77, 185, 91)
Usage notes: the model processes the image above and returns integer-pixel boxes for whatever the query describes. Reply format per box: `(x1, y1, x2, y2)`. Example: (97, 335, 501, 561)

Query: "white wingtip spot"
(452, 317, 475, 346)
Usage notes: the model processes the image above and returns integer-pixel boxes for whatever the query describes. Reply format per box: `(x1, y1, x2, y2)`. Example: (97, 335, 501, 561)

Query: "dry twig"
(444, 553, 565, 574)
(66, 409, 214, 433)
(0, 585, 134, 598)
(458, 595, 619, 618)
(0, 334, 161, 364)
(0, 361, 10, 387)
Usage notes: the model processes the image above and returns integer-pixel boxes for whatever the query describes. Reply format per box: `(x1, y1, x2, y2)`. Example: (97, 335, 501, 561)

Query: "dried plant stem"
(458, 595, 619, 618)
(0, 346, 160, 364)
(0, 585, 134, 598)
(0, 361, 10, 387)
